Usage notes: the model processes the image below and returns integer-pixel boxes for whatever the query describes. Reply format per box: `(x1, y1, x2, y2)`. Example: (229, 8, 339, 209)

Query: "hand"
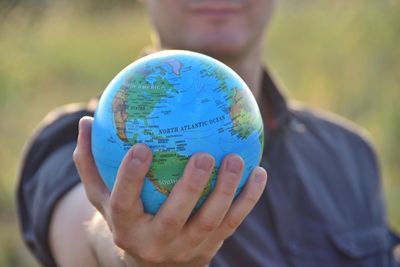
(73, 116, 268, 267)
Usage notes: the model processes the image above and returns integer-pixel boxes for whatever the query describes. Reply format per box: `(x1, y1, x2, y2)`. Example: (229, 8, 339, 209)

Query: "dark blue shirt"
(17, 71, 399, 267)
(211, 72, 399, 267)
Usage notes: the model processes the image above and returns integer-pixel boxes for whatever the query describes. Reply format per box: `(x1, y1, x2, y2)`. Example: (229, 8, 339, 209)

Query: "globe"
(92, 50, 264, 215)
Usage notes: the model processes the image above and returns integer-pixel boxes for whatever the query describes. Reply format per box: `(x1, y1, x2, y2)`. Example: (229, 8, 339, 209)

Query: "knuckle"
(72, 148, 80, 164)
(188, 235, 203, 248)
(110, 197, 129, 215)
(224, 175, 239, 192)
(198, 217, 219, 233)
(216, 183, 235, 198)
(137, 247, 164, 264)
(244, 194, 259, 206)
(161, 214, 182, 230)
(226, 216, 241, 231)
(183, 180, 203, 195)
(214, 174, 239, 197)
(173, 251, 192, 264)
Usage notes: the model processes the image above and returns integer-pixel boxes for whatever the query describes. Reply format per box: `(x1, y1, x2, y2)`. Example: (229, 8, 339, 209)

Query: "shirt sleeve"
(17, 142, 80, 267)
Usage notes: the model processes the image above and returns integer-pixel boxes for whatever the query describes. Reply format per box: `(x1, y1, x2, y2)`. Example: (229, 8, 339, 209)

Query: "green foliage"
(0, 1, 398, 265)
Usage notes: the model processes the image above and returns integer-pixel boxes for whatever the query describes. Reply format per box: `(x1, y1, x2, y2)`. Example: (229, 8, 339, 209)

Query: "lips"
(186, 0, 245, 9)
(186, 0, 246, 17)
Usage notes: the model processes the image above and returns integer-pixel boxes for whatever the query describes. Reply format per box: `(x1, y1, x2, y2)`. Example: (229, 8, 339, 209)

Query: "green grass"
(0, 1, 399, 265)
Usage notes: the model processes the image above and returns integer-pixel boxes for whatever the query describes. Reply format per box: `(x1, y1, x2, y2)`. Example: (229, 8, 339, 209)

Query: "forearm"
(87, 212, 132, 267)
(50, 184, 132, 267)
(49, 184, 100, 267)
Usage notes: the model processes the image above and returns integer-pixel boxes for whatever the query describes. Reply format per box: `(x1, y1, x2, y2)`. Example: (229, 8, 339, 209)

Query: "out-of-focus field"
(0, 0, 399, 266)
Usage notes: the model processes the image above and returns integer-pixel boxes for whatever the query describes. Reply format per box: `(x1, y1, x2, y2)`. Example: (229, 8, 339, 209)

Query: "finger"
(207, 167, 267, 243)
(183, 154, 243, 247)
(110, 144, 152, 228)
(73, 116, 110, 215)
(152, 153, 214, 241)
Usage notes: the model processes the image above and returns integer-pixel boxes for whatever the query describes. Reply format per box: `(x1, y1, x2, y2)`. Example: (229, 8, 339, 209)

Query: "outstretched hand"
(73, 116, 267, 267)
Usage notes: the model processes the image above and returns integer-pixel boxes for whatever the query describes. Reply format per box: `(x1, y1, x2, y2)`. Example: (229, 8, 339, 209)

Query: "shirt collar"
(258, 68, 290, 130)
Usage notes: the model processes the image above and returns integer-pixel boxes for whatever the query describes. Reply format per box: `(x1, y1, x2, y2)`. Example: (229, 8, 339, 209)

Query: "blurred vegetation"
(0, 0, 399, 266)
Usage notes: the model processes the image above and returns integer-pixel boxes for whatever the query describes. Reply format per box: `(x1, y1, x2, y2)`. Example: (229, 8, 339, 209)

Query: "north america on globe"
(92, 50, 264, 214)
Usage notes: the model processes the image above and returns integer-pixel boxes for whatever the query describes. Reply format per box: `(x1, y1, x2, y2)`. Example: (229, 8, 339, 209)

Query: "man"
(17, 0, 399, 266)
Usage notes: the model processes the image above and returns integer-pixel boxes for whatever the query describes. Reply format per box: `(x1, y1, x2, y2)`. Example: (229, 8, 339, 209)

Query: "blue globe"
(92, 50, 264, 215)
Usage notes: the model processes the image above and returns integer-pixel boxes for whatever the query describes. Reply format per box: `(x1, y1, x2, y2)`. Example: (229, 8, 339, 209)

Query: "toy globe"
(92, 50, 264, 214)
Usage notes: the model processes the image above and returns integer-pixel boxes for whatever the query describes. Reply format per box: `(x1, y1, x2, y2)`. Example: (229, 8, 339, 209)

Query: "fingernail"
(254, 167, 267, 184)
(226, 155, 243, 174)
(195, 154, 213, 171)
(131, 144, 149, 163)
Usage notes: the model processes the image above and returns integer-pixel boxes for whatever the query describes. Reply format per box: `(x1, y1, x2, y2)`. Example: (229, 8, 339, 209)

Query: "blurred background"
(0, 0, 399, 266)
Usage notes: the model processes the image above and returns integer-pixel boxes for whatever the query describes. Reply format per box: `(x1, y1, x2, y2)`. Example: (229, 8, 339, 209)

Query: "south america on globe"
(92, 50, 264, 215)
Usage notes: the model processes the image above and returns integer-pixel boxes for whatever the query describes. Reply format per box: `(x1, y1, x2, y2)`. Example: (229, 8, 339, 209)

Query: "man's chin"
(187, 41, 246, 61)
